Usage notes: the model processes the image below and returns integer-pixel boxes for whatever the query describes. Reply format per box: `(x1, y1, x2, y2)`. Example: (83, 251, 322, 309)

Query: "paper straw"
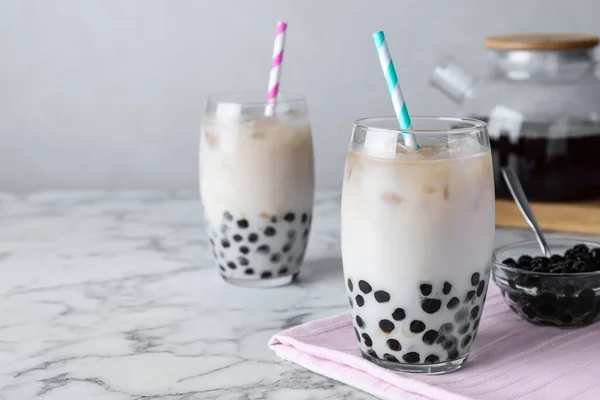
(372, 31, 419, 149)
(265, 21, 287, 116)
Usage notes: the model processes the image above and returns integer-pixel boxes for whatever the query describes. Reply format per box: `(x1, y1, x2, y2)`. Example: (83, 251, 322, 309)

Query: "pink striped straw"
(265, 21, 287, 116)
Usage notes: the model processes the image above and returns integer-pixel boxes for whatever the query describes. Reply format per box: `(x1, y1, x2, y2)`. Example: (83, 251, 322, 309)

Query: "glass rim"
(352, 116, 487, 135)
(206, 90, 305, 106)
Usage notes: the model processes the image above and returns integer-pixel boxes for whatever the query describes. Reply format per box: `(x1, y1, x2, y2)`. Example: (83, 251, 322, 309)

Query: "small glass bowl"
(492, 238, 600, 327)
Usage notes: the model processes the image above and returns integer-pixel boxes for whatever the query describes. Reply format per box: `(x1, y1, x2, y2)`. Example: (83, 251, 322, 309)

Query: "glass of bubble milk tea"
(341, 117, 495, 373)
(199, 92, 314, 288)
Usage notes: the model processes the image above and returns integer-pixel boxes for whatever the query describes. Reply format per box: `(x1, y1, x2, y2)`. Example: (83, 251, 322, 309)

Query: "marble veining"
(0, 190, 591, 399)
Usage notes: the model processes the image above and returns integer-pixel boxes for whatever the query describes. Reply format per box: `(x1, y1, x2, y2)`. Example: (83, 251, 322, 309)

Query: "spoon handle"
(502, 168, 552, 257)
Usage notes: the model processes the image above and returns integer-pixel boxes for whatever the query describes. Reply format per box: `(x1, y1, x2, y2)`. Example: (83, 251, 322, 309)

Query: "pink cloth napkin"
(268, 284, 600, 400)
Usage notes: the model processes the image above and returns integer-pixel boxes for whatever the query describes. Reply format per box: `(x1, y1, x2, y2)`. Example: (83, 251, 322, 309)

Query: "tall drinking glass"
(341, 117, 495, 373)
(200, 92, 314, 288)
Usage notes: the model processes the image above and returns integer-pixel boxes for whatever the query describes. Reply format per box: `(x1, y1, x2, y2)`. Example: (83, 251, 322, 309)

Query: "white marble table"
(0, 190, 592, 399)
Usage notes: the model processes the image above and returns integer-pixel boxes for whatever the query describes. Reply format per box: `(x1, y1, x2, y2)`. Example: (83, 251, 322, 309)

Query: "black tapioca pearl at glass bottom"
(410, 320, 426, 333)
(420, 284, 433, 296)
(471, 272, 480, 286)
(244, 268, 254, 275)
(522, 306, 536, 319)
(439, 323, 454, 334)
(465, 290, 476, 302)
(362, 333, 373, 347)
(436, 334, 446, 344)
(470, 306, 480, 320)
(422, 329, 438, 345)
(461, 334, 472, 348)
(443, 282, 452, 295)
(261, 271, 273, 279)
(237, 219, 249, 229)
(238, 256, 249, 266)
(387, 338, 401, 351)
(240, 246, 250, 255)
(358, 280, 372, 294)
(221, 239, 231, 248)
(379, 319, 395, 333)
(447, 297, 460, 310)
(264, 226, 276, 237)
(356, 295, 365, 307)
(392, 308, 406, 321)
(301, 213, 308, 223)
(354, 327, 360, 342)
(448, 349, 460, 360)
(459, 323, 470, 335)
(425, 354, 439, 364)
(559, 314, 574, 324)
(233, 234, 243, 242)
(473, 318, 480, 331)
(580, 288, 596, 298)
(367, 349, 378, 359)
(374, 290, 391, 303)
(282, 243, 292, 253)
(223, 211, 233, 221)
(455, 307, 469, 323)
(477, 280, 486, 297)
(257, 245, 270, 254)
(248, 233, 259, 243)
(422, 298, 442, 314)
(284, 212, 295, 222)
(219, 265, 226, 272)
(227, 261, 237, 270)
(278, 266, 289, 275)
(564, 284, 576, 297)
(356, 315, 365, 328)
(270, 253, 281, 263)
(347, 278, 354, 292)
(403, 352, 420, 364)
(442, 337, 457, 351)
(384, 353, 399, 363)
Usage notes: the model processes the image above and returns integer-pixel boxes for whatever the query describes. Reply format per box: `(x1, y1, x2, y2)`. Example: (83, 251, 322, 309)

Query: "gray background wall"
(1, 0, 598, 191)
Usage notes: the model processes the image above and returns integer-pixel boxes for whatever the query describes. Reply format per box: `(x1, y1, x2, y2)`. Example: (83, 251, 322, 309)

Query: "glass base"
(220, 272, 298, 288)
(361, 350, 469, 374)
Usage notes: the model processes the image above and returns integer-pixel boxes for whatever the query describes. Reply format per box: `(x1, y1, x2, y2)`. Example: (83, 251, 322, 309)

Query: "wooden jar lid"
(485, 33, 599, 51)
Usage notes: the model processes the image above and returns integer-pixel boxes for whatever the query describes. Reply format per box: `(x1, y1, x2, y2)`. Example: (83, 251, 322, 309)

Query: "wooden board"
(496, 200, 600, 236)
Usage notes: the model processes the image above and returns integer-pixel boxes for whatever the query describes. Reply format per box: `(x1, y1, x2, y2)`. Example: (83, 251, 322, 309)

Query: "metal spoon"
(502, 168, 552, 257)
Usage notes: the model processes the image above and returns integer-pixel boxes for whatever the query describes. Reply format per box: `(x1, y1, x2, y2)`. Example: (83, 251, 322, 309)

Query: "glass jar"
(431, 33, 600, 202)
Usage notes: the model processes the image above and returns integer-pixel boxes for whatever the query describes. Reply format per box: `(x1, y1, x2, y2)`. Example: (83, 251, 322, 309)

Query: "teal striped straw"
(372, 31, 419, 149)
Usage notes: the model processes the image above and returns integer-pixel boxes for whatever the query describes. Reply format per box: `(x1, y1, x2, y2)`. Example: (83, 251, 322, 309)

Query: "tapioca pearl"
(410, 320, 425, 333)
(420, 284, 433, 296)
(465, 290, 476, 302)
(358, 280, 372, 294)
(227, 261, 237, 270)
(269, 215, 278, 223)
(302, 228, 309, 240)
(470, 306, 480, 320)
(439, 323, 454, 335)
(564, 284, 576, 297)
(221, 239, 231, 248)
(477, 280, 486, 297)
(425, 354, 440, 364)
(422, 330, 438, 345)
(347, 278, 354, 292)
(402, 352, 420, 364)
(448, 349, 460, 360)
(301, 213, 308, 223)
(257, 245, 270, 254)
(223, 211, 233, 221)
(472, 318, 480, 331)
(559, 314, 574, 324)
(443, 282, 452, 295)
(471, 272, 480, 286)
(392, 308, 406, 321)
(355, 295, 365, 307)
(238, 256, 249, 266)
(284, 212, 295, 222)
(282, 243, 292, 253)
(441, 337, 457, 351)
(354, 327, 361, 342)
(264, 226, 276, 237)
(374, 290, 391, 303)
(356, 315, 365, 328)
(244, 268, 254, 275)
(287, 230, 297, 240)
(454, 307, 469, 323)
(260, 271, 273, 279)
(421, 298, 442, 314)
(522, 306, 536, 319)
(219, 265, 226, 272)
(348, 297, 353, 308)
(447, 297, 460, 310)
(270, 253, 281, 263)
(458, 323, 470, 335)
(387, 339, 401, 351)
(248, 233, 259, 243)
(461, 334, 472, 348)
(237, 219, 249, 229)
(232, 234, 243, 243)
(379, 319, 395, 333)
(367, 349, 378, 359)
(240, 246, 250, 255)
(436, 334, 446, 344)
(384, 353, 399, 363)
(580, 288, 596, 298)
(362, 333, 373, 347)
